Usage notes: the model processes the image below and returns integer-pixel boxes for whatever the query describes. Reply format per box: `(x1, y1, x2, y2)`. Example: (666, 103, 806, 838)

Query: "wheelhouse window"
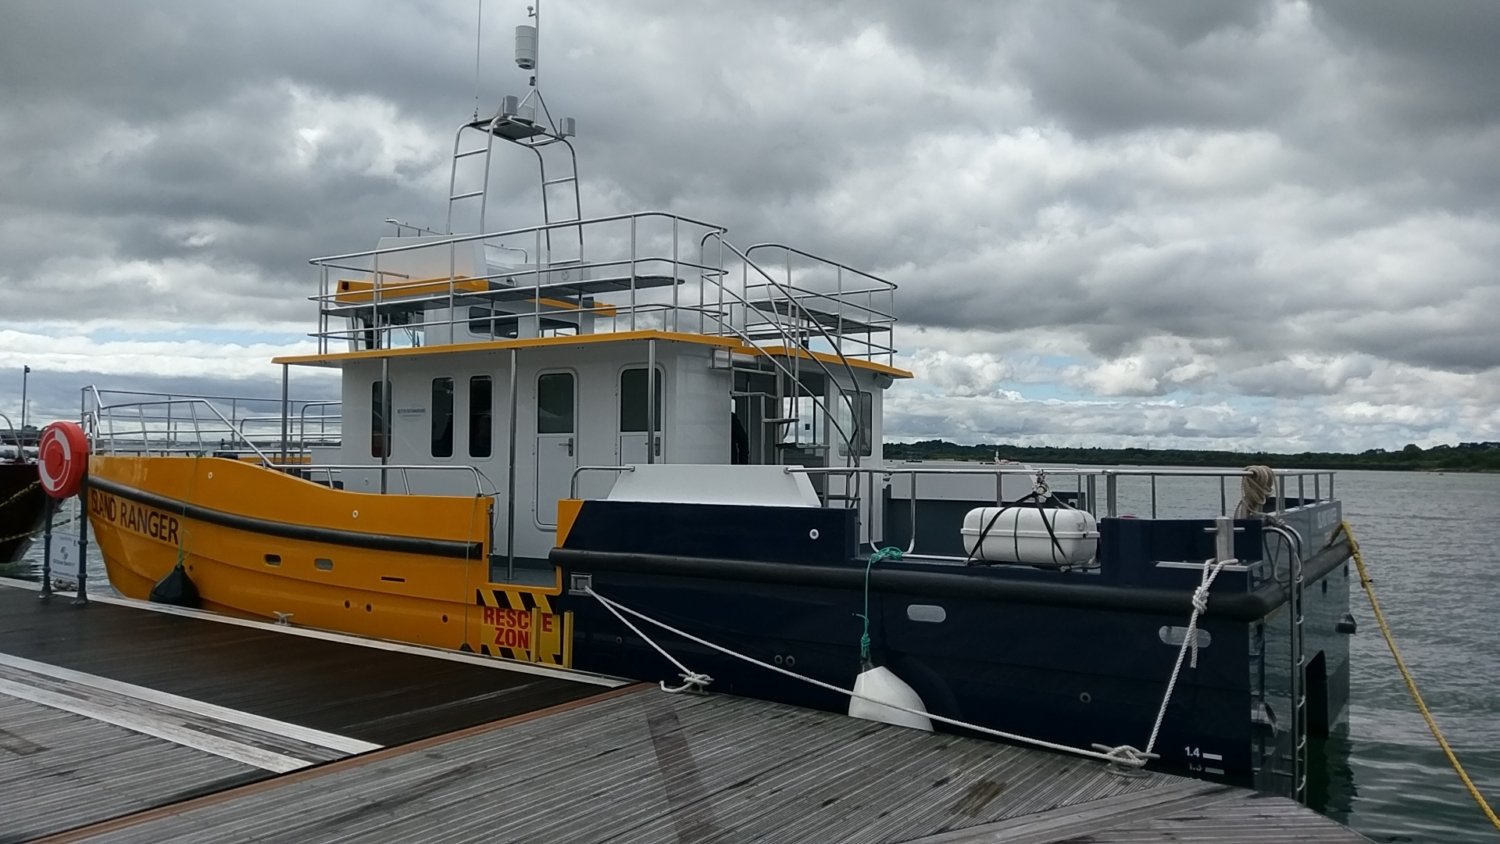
(619, 367, 663, 433)
(469, 375, 493, 458)
(431, 377, 454, 457)
(371, 380, 391, 458)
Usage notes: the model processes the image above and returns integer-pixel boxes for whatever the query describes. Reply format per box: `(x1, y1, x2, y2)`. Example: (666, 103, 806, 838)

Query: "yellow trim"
(531, 296, 618, 318)
(334, 277, 488, 303)
(757, 345, 913, 379)
(274, 329, 744, 367)
(555, 499, 583, 547)
(273, 328, 911, 378)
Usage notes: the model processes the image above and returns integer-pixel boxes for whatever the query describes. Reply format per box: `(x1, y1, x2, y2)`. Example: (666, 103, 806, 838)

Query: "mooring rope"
(1338, 521, 1500, 832)
(1139, 556, 1234, 756)
(0, 479, 40, 511)
(1235, 465, 1275, 518)
(588, 585, 711, 693)
(583, 585, 1154, 769)
(856, 547, 904, 664)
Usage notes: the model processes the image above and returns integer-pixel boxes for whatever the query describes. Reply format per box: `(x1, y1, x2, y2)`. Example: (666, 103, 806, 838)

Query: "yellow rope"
(1338, 521, 1500, 832)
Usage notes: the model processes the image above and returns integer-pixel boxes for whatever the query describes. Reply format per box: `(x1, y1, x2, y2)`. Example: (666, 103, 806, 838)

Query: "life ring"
(38, 421, 89, 499)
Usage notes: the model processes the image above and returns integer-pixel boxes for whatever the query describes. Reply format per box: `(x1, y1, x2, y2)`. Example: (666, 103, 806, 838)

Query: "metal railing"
(570, 465, 636, 498)
(743, 243, 897, 367)
(299, 463, 496, 497)
(83, 388, 346, 465)
(0, 412, 23, 460)
(309, 211, 728, 350)
(305, 211, 898, 366)
(789, 464, 1338, 559)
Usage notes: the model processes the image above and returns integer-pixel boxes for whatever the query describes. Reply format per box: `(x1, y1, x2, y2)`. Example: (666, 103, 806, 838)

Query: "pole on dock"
(505, 347, 518, 581)
(73, 475, 89, 606)
(19, 365, 30, 441)
(280, 363, 290, 467)
(39, 498, 54, 601)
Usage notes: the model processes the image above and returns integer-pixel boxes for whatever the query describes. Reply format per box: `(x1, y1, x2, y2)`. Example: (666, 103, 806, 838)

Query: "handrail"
(309, 210, 726, 266)
(709, 235, 865, 467)
(787, 464, 1338, 552)
(570, 464, 637, 498)
(300, 463, 496, 497)
(88, 397, 276, 465)
(744, 242, 898, 366)
(0, 412, 18, 448)
(296, 401, 343, 445)
(673, 255, 860, 462)
(744, 243, 897, 293)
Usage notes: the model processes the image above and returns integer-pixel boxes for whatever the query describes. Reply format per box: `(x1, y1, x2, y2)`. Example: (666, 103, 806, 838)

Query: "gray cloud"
(2, 0, 1498, 450)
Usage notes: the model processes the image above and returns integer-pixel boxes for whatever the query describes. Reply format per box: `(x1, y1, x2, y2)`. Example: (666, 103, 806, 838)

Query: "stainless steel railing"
(305, 210, 898, 365)
(299, 463, 496, 497)
(789, 464, 1338, 559)
(83, 388, 343, 465)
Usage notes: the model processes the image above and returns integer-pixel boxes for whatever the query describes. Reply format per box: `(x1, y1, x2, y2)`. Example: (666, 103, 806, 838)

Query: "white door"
(535, 371, 576, 527)
(617, 366, 663, 465)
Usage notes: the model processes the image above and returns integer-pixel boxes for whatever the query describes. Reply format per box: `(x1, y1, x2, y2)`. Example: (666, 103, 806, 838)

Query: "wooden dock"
(0, 581, 1370, 843)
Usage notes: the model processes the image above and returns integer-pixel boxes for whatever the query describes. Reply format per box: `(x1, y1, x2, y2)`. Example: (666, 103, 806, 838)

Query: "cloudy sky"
(2, 0, 1498, 451)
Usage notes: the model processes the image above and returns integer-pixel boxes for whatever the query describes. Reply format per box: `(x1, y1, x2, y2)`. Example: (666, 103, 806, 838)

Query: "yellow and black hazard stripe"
(474, 587, 571, 666)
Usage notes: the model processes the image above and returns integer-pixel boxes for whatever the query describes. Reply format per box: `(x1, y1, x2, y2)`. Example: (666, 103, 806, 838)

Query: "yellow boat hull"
(86, 455, 571, 666)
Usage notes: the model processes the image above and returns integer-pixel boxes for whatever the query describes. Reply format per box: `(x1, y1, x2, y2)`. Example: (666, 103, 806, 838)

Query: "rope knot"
(1191, 585, 1210, 615)
(1091, 743, 1157, 770)
(660, 671, 713, 694)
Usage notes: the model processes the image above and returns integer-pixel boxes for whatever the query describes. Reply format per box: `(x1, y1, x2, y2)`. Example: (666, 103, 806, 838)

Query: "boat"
(0, 414, 46, 568)
(65, 4, 1353, 800)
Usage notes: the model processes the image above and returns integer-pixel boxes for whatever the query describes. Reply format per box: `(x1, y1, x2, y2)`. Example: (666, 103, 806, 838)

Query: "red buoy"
(37, 421, 88, 499)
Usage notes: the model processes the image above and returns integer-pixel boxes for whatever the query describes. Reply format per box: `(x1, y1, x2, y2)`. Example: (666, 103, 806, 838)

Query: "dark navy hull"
(554, 497, 1352, 794)
(0, 463, 45, 566)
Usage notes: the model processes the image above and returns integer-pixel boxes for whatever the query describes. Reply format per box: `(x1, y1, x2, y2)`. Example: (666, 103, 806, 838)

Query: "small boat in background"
(0, 414, 46, 567)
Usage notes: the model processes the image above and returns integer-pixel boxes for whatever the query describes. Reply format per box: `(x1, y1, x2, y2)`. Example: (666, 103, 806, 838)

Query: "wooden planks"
(52, 689, 1372, 844)
(0, 582, 1368, 843)
(0, 695, 262, 844)
(0, 581, 613, 841)
(0, 585, 606, 746)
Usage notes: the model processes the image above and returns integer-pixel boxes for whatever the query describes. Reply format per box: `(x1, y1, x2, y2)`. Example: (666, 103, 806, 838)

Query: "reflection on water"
(12, 468, 1500, 841)
(1308, 729, 1359, 826)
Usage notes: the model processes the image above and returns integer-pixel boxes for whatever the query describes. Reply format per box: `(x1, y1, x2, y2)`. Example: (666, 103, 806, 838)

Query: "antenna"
(472, 0, 483, 121)
(499, 1, 573, 138)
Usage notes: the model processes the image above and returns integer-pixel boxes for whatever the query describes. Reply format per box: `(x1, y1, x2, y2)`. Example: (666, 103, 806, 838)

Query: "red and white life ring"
(37, 421, 89, 499)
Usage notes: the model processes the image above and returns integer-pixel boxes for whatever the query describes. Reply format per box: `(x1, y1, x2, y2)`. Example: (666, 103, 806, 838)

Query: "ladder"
(1288, 530, 1308, 804)
(445, 124, 498, 236)
(443, 121, 585, 269)
(537, 146, 583, 265)
(1260, 523, 1308, 804)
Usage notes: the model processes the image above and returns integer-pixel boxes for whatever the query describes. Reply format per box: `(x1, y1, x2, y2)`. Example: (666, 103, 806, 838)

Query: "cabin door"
(617, 366, 663, 464)
(534, 371, 576, 527)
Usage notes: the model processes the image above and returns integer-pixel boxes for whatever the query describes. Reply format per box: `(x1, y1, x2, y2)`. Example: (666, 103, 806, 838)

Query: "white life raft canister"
(960, 505, 1099, 567)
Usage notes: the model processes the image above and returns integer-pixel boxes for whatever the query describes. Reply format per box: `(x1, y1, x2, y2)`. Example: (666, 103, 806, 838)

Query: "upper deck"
(291, 211, 903, 378)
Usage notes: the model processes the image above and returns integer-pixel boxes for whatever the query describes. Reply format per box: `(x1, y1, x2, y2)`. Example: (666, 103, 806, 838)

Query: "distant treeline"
(883, 440, 1500, 472)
